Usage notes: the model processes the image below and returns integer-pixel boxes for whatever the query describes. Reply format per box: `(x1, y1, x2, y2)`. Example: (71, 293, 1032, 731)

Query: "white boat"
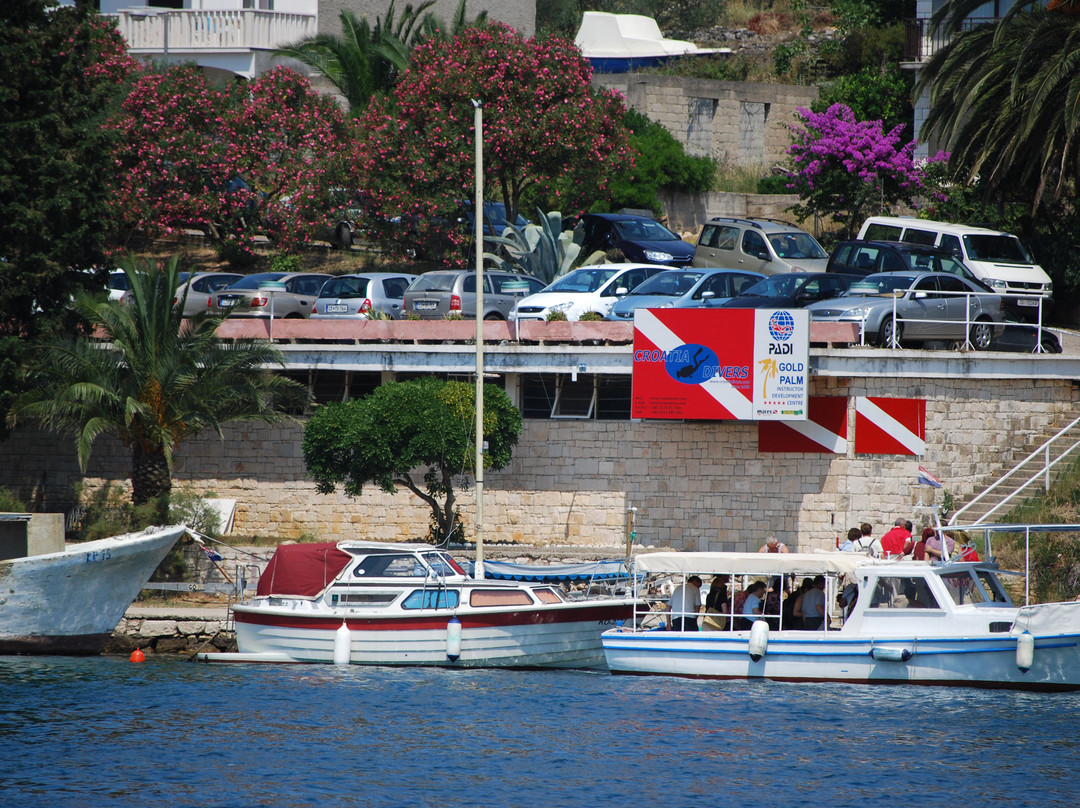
(203, 540, 640, 667)
(0, 524, 189, 655)
(602, 528, 1080, 691)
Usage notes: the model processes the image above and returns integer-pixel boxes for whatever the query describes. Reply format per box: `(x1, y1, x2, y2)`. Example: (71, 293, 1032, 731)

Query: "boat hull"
(232, 600, 636, 668)
(0, 525, 187, 656)
(601, 628, 1080, 691)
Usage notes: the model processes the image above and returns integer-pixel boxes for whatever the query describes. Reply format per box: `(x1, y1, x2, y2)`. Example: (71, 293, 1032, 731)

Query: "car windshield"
(963, 234, 1033, 263)
(612, 219, 680, 242)
(225, 273, 286, 290)
(741, 275, 803, 298)
(319, 277, 369, 299)
(545, 268, 621, 294)
(768, 232, 827, 259)
(629, 270, 703, 296)
(847, 275, 916, 295)
(409, 273, 459, 292)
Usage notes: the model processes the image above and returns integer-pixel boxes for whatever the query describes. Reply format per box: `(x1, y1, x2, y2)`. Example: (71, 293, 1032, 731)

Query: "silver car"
(805, 271, 1005, 349)
(402, 270, 545, 320)
(211, 272, 330, 319)
(607, 268, 764, 320)
(693, 217, 829, 275)
(309, 273, 418, 319)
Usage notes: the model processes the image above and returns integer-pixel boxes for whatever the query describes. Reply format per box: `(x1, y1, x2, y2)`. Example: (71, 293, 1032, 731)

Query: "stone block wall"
(1, 376, 1075, 553)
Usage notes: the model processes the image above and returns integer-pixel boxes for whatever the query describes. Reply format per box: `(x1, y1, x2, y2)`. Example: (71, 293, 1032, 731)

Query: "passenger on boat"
(837, 580, 858, 620)
(924, 530, 956, 561)
(702, 575, 730, 631)
(838, 527, 863, 552)
(737, 581, 768, 630)
(879, 518, 912, 558)
(759, 536, 790, 553)
(788, 577, 814, 629)
(668, 575, 703, 631)
(907, 527, 934, 560)
(800, 576, 826, 629)
(763, 576, 783, 629)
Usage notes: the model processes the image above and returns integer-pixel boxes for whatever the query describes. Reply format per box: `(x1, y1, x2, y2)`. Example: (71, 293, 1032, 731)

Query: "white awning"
(633, 551, 874, 577)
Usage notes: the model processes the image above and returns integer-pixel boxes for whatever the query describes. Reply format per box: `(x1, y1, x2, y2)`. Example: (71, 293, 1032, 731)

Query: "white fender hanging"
(869, 646, 912, 662)
(1016, 631, 1035, 672)
(446, 616, 462, 662)
(748, 620, 769, 662)
(333, 621, 352, 665)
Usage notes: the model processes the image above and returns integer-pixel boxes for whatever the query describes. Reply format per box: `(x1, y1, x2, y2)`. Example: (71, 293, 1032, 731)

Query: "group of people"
(837, 519, 977, 562)
(667, 572, 829, 632)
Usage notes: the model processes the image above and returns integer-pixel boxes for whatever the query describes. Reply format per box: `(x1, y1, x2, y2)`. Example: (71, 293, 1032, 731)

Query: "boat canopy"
(257, 542, 353, 597)
(634, 551, 874, 577)
(482, 559, 631, 582)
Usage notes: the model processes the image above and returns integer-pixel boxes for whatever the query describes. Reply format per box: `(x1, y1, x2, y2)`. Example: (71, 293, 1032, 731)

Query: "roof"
(633, 551, 874, 576)
(256, 542, 353, 597)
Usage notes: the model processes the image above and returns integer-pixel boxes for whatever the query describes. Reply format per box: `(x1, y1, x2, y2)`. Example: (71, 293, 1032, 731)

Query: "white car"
(509, 263, 669, 321)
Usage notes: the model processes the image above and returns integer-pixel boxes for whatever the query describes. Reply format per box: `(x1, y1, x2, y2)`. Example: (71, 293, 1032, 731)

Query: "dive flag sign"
(631, 308, 809, 421)
(853, 397, 926, 455)
(758, 396, 848, 453)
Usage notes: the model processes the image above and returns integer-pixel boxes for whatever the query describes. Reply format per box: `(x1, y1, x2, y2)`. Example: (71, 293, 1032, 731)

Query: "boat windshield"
(940, 570, 988, 605)
(352, 553, 427, 578)
(976, 570, 1013, 604)
(423, 552, 466, 577)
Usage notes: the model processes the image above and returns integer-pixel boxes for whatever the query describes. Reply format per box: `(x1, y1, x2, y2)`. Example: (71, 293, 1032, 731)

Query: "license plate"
(1016, 298, 1039, 308)
(324, 304, 348, 313)
(414, 300, 437, 311)
(219, 299, 238, 307)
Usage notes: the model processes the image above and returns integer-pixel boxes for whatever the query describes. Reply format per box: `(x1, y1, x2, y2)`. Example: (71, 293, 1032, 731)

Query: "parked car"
(992, 322, 1063, 354)
(719, 272, 860, 310)
(805, 271, 1005, 349)
(462, 201, 531, 237)
(574, 212, 695, 266)
(510, 264, 669, 322)
(211, 272, 330, 318)
(309, 273, 418, 320)
(692, 217, 829, 275)
(607, 268, 763, 320)
(174, 272, 244, 316)
(402, 270, 545, 320)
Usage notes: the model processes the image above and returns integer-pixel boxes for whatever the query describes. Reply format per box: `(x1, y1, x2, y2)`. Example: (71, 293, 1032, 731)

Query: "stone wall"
(2, 376, 1075, 553)
(316, 0, 535, 36)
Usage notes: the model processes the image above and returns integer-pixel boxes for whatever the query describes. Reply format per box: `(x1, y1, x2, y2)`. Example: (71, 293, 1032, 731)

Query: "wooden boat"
(202, 540, 640, 667)
(602, 527, 1080, 691)
(0, 524, 188, 655)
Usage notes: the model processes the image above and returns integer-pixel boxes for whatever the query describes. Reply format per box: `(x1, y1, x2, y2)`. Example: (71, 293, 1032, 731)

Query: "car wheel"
(334, 223, 352, 250)
(877, 316, 902, 348)
(483, 312, 504, 321)
(969, 318, 994, 351)
(1041, 335, 1063, 354)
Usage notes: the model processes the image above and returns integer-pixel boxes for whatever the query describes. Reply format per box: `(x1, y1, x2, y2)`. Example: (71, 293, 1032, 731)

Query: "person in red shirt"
(879, 518, 911, 558)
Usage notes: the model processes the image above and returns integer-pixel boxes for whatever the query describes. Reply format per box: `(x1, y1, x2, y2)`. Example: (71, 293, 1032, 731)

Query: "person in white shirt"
(668, 576, 703, 631)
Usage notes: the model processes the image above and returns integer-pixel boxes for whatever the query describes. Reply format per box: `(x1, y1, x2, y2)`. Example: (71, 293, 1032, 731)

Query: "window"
(470, 589, 534, 607)
(702, 224, 739, 250)
(551, 374, 596, 419)
(353, 554, 426, 578)
(382, 277, 411, 299)
(868, 576, 940, 609)
(533, 588, 564, 604)
(402, 589, 460, 610)
(863, 223, 903, 241)
(902, 228, 937, 246)
(941, 571, 987, 605)
(742, 230, 767, 258)
(730, 274, 761, 295)
(333, 591, 398, 606)
(521, 374, 630, 420)
(422, 552, 466, 577)
(939, 234, 962, 257)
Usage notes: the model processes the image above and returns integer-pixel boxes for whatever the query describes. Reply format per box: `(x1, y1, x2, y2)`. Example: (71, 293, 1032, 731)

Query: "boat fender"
(869, 647, 912, 662)
(446, 616, 462, 662)
(748, 620, 769, 662)
(333, 621, 352, 666)
(1016, 631, 1035, 673)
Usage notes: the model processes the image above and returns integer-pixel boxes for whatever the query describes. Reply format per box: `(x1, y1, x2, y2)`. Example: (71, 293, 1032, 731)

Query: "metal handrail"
(949, 414, 1080, 525)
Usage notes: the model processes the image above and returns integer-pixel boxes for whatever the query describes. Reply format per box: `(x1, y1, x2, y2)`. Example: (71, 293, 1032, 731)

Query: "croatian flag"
(917, 465, 942, 488)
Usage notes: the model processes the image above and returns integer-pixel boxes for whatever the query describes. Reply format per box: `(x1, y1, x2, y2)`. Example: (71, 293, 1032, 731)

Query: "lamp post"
(472, 98, 485, 580)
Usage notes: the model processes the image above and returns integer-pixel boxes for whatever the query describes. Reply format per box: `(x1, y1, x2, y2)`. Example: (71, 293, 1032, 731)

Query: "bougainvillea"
(785, 103, 939, 237)
(353, 23, 634, 262)
(106, 65, 350, 261)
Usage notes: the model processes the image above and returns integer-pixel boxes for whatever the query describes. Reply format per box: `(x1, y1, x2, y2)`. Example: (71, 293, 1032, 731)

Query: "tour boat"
(601, 526, 1080, 691)
(0, 524, 188, 655)
(203, 540, 640, 667)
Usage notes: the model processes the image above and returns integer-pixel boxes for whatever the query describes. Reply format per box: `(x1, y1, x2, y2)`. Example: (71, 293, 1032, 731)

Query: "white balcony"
(110, 9, 316, 77)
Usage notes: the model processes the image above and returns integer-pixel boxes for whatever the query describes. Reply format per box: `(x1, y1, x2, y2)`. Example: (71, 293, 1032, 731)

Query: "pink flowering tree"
(106, 65, 350, 262)
(785, 104, 931, 237)
(353, 23, 633, 262)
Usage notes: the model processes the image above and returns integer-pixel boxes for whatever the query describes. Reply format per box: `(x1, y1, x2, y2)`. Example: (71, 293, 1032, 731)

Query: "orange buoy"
(129, 648, 146, 663)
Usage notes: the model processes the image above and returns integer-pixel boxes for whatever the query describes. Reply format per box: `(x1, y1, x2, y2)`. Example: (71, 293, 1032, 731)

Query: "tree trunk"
(131, 444, 171, 506)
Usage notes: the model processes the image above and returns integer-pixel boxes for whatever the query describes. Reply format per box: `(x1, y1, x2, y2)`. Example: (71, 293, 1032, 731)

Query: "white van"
(856, 216, 1052, 309)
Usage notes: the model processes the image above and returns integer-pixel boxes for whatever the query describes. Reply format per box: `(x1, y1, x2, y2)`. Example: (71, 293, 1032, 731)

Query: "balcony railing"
(903, 16, 998, 63)
(111, 9, 315, 54)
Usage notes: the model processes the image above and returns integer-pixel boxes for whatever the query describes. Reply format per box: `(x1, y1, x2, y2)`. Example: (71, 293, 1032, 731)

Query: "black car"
(719, 272, 860, 309)
(992, 322, 1063, 353)
(827, 240, 993, 290)
(574, 212, 695, 266)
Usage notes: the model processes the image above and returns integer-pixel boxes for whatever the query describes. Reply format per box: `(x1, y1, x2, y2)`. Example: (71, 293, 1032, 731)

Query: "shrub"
(0, 486, 27, 512)
(545, 310, 568, 322)
(578, 311, 605, 321)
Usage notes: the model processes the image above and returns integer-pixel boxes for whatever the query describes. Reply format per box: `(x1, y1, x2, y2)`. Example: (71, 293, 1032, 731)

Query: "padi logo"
(768, 310, 795, 341)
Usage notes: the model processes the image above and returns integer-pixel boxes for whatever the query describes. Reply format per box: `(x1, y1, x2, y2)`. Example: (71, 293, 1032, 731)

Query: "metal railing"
(110, 9, 315, 54)
(903, 16, 999, 62)
(949, 414, 1080, 526)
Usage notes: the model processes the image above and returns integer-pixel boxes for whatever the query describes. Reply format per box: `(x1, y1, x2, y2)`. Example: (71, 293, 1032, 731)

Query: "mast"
(472, 99, 485, 579)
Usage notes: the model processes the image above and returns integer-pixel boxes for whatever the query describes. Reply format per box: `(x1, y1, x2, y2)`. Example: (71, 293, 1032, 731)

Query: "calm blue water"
(0, 656, 1077, 807)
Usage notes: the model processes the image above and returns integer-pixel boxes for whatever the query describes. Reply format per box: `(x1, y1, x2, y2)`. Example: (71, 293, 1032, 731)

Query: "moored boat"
(0, 524, 189, 655)
(602, 527, 1080, 691)
(202, 540, 640, 667)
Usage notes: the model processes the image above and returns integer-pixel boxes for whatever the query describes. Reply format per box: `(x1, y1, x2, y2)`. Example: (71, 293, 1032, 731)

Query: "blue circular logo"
(665, 343, 718, 385)
(769, 310, 795, 341)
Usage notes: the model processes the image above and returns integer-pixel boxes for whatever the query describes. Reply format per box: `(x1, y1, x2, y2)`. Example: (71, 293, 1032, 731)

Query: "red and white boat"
(203, 540, 639, 667)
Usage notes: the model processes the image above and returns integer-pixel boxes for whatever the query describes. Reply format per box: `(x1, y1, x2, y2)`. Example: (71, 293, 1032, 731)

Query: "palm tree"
(917, 0, 1080, 210)
(8, 256, 310, 506)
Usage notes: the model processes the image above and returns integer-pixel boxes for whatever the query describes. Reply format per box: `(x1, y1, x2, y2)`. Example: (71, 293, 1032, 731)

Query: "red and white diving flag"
(758, 397, 848, 453)
(853, 397, 926, 455)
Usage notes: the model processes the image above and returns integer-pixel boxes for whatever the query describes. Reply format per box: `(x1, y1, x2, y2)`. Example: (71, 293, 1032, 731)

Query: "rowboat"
(200, 540, 639, 667)
(601, 525, 1080, 691)
(0, 524, 188, 655)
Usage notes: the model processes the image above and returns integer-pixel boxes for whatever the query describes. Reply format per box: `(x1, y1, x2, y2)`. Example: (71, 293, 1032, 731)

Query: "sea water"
(0, 656, 1076, 807)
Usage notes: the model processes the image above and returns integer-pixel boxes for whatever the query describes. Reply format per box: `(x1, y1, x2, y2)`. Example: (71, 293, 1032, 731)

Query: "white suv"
(692, 217, 829, 275)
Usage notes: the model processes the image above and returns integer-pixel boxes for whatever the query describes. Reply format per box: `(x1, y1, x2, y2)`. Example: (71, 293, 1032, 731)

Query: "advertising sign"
(631, 308, 809, 421)
(853, 397, 926, 455)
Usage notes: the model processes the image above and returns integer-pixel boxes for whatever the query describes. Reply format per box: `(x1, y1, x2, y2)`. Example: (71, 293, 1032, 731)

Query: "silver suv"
(692, 217, 829, 275)
(403, 270, 544, 320)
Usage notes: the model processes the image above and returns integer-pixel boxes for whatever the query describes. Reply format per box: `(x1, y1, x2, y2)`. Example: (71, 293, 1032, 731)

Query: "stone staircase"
(949, 414, 1080, 526)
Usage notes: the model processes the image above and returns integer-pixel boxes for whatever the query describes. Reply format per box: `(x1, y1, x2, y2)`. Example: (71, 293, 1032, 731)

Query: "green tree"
(8, 256, 310, 506)
(302, 377, 522, 544)
(813, 64, 913, 136)
(0, 0, 138, 437)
